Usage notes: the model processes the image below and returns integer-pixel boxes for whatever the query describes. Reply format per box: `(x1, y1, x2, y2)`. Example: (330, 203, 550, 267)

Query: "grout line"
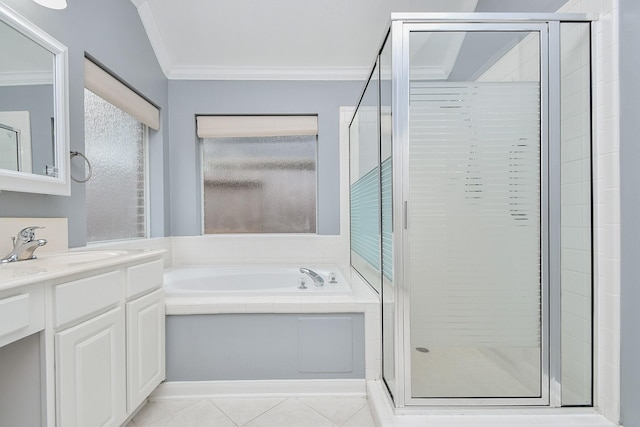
(296, 397, 341, 427)
(207, 399, 241, 427)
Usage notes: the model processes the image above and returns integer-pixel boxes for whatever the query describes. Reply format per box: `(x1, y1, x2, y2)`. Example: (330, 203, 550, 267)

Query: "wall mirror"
(0, 2, 69, 195)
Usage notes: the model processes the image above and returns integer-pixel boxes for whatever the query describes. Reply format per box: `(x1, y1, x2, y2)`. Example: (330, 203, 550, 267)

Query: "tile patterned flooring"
(125, 381, 619, 427)
(126, 396, 376, 427)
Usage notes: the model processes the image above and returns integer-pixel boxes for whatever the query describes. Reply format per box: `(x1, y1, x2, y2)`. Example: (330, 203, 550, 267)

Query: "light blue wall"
(0, 85, 55, 174)
(167, 80, 362, 236)
(619, 1, 640, 425)
(0, 1, 361, 242)
(0, 0, 169, 246)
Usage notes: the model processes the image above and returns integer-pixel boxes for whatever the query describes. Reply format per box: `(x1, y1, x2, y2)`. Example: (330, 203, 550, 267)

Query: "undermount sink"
(35, 250, 130, 266)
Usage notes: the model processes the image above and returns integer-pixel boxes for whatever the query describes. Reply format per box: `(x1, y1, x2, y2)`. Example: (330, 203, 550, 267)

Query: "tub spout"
(299, 267, 324, 287)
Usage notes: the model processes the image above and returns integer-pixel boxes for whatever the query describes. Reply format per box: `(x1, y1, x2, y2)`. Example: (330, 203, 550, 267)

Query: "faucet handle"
(17, 226, 45, 242)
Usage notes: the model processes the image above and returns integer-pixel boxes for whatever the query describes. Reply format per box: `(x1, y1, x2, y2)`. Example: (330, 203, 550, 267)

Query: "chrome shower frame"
(365, 13, 595, 410)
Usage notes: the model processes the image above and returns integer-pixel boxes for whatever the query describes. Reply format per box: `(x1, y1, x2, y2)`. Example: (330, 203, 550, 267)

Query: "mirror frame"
(0, 2, 70, 196)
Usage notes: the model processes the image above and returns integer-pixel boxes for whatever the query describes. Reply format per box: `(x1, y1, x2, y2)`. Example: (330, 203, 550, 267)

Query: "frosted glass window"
(202, 133, 317, 233)
(84, 89, 147, 242)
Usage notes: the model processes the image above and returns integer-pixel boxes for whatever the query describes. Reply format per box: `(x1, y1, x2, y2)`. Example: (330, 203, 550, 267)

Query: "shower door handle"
(404, 201, 408, 230)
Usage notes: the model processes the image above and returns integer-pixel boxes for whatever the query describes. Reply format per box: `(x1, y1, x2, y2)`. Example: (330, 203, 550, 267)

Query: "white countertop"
(0, 248, 166, 291)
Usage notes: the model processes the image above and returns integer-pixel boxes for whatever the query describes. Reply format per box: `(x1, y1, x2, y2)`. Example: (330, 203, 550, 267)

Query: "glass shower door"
(405, 26, 546, 402)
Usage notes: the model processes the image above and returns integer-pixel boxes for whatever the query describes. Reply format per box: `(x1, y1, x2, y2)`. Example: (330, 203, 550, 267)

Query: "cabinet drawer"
(54, 270, 122, 329)
(0, 285, 45, 347)
(126, 259, 163, 299)
(0, 294, 30, 338)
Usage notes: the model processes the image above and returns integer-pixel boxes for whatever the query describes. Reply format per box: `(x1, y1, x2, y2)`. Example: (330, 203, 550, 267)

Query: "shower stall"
(349, 14, 593, 408)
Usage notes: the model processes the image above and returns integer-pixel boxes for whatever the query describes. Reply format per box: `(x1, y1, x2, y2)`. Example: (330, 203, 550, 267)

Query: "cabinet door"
(56, 307, 126, 427)
(126, 289, 165, 412)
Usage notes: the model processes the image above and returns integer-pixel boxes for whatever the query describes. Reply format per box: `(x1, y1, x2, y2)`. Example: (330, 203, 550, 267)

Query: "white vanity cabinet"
(45, 254, 164, 427)
(125, 259, 165, 412)
(0, 250, 165, 427)
(55, 306, 127, 427)
(126, 288, 164, 411)
(53, 270, 127, 427)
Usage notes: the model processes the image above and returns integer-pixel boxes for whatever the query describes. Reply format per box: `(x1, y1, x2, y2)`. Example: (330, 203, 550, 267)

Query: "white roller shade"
(197, 115, 318, 138)
(84, 58, 160, 130)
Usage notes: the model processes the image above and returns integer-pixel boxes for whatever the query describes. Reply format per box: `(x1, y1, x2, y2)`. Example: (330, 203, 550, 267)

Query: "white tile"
(243, 399, 336, 427)
(132, 400, 200, 426)
(245, 297, 275, 313)
(299, 396, 368, 425)
(212, 397, 285, 426)
(342, 403, 376, 427)
(159, 400, 236, 427)
(215, 303, 247, 313)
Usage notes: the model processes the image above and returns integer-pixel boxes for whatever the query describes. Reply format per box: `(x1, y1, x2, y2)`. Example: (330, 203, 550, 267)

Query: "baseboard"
(150, 379, 367, 400)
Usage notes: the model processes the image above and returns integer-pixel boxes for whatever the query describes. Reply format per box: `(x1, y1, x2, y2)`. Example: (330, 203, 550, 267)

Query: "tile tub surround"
(170, 234, 349, 268)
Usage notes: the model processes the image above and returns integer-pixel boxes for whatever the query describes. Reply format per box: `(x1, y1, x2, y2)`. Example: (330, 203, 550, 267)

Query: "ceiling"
(130, 0, 568, 81)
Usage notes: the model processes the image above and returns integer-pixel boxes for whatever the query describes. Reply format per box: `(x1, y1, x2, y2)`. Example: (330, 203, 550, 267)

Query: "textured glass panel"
(202, 135, 316, 233)
(84, 89, 146, 242)
(381, 158, 393, 281)
(560, 22, 592, 406)
(351, 165, 380, 264)
(350, 62, 381, 293)
(408, 31, 542, 399)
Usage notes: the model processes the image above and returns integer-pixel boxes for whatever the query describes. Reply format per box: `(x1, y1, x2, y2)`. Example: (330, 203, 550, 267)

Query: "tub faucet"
(300, 267, 324, 287)
(1, 226, 47, 263)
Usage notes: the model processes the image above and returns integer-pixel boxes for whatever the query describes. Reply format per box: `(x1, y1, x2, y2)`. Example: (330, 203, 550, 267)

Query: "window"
(197, 115, 318, 234)
(83, 58, 159, 242)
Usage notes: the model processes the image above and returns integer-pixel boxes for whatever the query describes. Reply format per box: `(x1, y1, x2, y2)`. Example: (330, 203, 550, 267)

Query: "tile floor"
(126, 396, 376, 427)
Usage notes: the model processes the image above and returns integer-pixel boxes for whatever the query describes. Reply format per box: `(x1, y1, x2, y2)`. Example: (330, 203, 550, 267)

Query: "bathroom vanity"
(0, 248, 165, 427)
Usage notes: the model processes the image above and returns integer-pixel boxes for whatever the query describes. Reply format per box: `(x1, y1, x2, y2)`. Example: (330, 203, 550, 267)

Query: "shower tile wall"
(557, 0, 620, 421)
(475, 32, 540, 82)
(559, 22, 593, 406)
(474, 18, 596, 406)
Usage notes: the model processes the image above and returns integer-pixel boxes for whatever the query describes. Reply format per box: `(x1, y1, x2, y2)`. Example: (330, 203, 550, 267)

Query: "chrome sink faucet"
(300, 267, 324, 287)
(1, 226, 48, 263)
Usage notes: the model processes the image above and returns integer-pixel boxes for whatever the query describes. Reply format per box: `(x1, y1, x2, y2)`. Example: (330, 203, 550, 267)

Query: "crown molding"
(409, 66, 449, 81)
(131, 0, 172, 77)
(130, 0, 371, 81)
(130, 0, 447, 82)
(0, 71, 53, 86)
(166, 66, 371, 81)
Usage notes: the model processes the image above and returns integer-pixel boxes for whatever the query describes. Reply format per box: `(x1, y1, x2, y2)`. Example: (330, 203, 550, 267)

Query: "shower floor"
(410, 346, 540, 398)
